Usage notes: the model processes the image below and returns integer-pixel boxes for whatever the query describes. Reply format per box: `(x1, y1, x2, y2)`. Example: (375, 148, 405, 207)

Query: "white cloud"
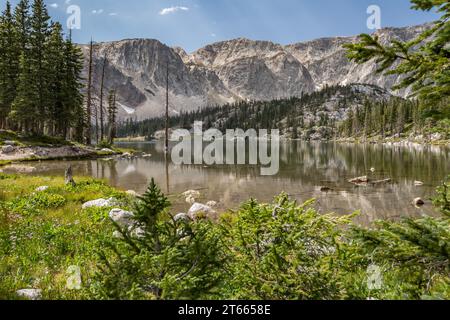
(159, 6, 189, 16)
(65, 0, 71, 4)
(109, 12, 118, 16)
(92, 9, 104, 15)
(50, 3, 58, 8)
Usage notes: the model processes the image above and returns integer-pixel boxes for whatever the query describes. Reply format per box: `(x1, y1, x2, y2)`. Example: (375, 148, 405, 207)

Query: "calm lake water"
(4, 141, 450, 224)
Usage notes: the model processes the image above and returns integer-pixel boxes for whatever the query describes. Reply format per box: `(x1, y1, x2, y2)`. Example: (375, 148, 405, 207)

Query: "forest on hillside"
(117, 84, 449, 141)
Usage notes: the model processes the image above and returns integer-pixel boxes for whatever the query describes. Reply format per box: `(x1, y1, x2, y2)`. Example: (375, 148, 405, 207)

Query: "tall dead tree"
(99, 53, 108, 142)
(165, 58, 169, 153)
(85, 39, 94, 145)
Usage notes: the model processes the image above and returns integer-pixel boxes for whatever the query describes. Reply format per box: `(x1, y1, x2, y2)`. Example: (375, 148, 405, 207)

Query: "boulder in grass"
(109, 208, 135, 229)
(82, 197, 117, 209)
(174, 213, 191, 222)
(188, 203, 216, 219)
(16, 289, 42, 300)
(126, 190, 139, 197)
(35, 186, 49, 192)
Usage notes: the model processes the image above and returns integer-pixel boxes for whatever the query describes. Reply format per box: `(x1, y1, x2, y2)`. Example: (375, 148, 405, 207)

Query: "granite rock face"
(82, 24, 427, 119)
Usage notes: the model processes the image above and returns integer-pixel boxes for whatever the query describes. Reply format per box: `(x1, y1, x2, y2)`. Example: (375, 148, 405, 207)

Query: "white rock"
(174, 213, 191, 222)
(16, 289, 42, 300)
(66, 266, 82, 290)
(82, 197, 117, 209)
(188, 203, 216, 219)
(349, 176, 369, 184)
(183, 190, 201, 199)
(414, 181, 424, 186)
(109, 208, 135, 229)
(126, 190, 138, 197)
(3, 140, 16, 145)
(370, 168, 376, 173)
(1, 145, 14, 154)
(112, 231, 124, 239)
(35, 186, 49, 192)
(185, 195, 196, 205)
(142, 154, 152, 158)
(121, 152, 132, 157)
(101, 148, 114, 153)
(131, 227, 146, 239)
(206, 201, 218, 208)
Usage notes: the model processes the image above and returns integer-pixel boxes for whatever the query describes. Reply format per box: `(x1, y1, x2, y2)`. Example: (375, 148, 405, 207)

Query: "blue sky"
(2, 0, 440, 52)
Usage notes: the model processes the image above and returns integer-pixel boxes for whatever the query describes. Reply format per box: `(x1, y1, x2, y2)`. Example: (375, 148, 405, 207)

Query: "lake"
(3, 141, 449, 224)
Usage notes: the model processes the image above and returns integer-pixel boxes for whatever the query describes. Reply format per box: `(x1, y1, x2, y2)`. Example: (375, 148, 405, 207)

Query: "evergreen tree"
(0, 1, 20, 129)
(10, 52, 37, 132)
(344, 0, 449, 106)
(13, 0, 30, 53)
(29, 0, 51, 133)
(45, 22, 65, 136)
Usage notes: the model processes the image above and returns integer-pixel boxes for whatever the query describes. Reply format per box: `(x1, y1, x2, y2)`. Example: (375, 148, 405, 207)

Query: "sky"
(1, 0, 441, 52)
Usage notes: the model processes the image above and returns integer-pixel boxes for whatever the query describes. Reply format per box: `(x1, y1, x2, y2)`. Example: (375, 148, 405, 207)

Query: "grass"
(0, 130, 73, 147)
(0, 173, 134, 299)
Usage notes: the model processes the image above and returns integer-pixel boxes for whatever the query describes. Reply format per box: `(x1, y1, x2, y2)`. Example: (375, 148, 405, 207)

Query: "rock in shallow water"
(1, 145, 14, 154)
(414, 198, 425, 206)
(349, 176, 369, 184)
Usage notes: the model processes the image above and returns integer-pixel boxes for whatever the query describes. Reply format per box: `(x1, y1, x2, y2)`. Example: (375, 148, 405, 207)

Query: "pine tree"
(344, 0, 449, 106)
(10, 52, 37, 133)
(0, 1, 20, 129)
(63, 32, 85, 141)
(45, 22, 65, 136)
(13, 0, 30, 53)
(29, 0, 51, 134)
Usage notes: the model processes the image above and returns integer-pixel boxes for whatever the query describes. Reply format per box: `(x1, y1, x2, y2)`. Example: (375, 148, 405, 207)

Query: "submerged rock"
(349, 176, 369, 184)
(82, 197, 117, 209)
(183, 190, 201, 199)
(414, 198, 425, 206)
(16, 289, 42, 300)
(371, 179, 391, 185)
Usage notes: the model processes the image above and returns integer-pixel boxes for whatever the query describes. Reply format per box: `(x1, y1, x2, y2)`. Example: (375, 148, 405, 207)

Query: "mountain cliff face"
(83, 24, 427, 119)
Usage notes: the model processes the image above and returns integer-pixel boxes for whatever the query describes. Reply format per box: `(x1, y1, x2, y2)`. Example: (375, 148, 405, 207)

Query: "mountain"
(83, 24, 428, 120)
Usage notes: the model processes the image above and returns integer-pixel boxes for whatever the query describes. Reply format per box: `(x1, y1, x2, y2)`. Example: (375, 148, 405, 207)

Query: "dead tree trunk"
(65, 166, 76, 187)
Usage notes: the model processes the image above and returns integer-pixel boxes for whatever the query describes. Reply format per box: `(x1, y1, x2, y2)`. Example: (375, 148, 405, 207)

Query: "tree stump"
(65, 166, 76, 187)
